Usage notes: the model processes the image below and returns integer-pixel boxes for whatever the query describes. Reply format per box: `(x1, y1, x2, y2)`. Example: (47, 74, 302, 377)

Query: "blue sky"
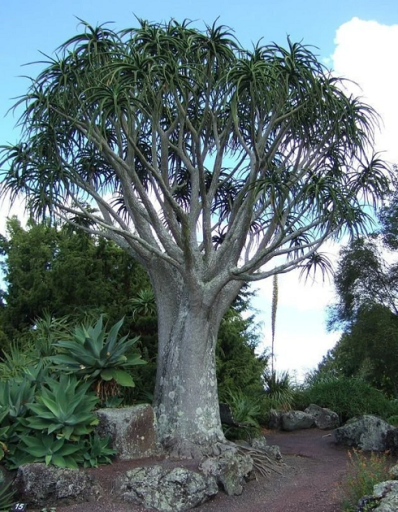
(1, 0, 398, 379)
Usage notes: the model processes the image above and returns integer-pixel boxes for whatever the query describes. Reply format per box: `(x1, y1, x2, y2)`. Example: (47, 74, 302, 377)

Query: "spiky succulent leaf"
(101, 369, 135, 387)
(51, 317, 145, 392)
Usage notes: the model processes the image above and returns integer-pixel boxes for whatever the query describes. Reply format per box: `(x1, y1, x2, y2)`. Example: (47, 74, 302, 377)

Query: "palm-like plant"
(130, 289, 157, 319)
(264, 370, 294, 411)
(51, 316, 146, 401)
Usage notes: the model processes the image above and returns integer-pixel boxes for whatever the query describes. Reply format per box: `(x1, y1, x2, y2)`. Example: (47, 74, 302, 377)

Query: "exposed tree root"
(236, 445, 286, 478)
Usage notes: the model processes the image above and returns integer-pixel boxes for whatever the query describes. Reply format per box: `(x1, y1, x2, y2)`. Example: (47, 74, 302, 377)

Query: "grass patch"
(342, 449, 392, 511)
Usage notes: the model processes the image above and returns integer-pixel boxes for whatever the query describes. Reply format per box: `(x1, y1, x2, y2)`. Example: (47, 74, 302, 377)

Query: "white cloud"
(0, 194, 27, 234)
(332, 18, 398, 163)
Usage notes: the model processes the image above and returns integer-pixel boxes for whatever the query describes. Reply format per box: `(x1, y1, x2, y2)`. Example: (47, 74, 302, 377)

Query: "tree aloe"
(0, 19, 391, 456)
(51, 316, 145, 400)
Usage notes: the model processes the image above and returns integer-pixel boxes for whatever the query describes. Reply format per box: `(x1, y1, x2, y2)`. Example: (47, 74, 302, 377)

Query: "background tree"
(328, 237, 398, 330)
(0, 20, 390, 456)
(321, 191, 398, 396)
(0, 217, 151, 340)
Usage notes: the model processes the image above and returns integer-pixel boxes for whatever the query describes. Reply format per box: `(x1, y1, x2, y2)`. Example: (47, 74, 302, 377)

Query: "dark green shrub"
(387, 414, 398, 426)
(293, 376, 398, 423)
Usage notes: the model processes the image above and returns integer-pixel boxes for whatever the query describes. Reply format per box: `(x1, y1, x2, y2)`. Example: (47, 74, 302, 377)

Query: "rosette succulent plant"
(51, 316, 146, 401)
(27, 374, 98, 440)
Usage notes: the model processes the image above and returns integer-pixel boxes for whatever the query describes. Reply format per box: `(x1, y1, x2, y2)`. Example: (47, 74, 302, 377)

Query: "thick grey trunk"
(148, 263, 240, 458)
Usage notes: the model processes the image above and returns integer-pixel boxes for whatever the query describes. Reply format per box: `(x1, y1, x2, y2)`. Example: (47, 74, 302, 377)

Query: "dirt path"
(32, 429, 350, 512)
(197, 429, 349, 512)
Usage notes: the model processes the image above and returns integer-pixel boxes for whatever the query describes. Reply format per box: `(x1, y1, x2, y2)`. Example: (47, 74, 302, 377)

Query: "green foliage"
(0, 218, 151, 340)
(27, 374, 98, 440)
(18, 433, 84, 469)
(0, 377, 36, 420)
(51, 316, 146, 403)
(387, 414, 398, 427)
(223, 390, 262, 440)
(323, 304, 398, 397)
(217, 298, 267, 400)
(0, 341, 37, 381)
(10, 432, 116, 470)
(328, 237, 396, 330)
(0, 480, 16, 512)
(264, 371, 294, 411)
(342, 450, 391, 511)
(81, 434, 117, 468)
(296, 376, 398, 423)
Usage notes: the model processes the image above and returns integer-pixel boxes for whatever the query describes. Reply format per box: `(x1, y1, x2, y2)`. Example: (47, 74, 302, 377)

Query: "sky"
(1, 0, 398, 380)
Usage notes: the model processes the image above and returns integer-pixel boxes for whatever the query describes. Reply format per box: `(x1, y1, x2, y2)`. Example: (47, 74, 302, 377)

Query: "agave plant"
(27, 374, 98, 440)
(51, 316, 146, 401)
(18, 433, 85, 469)
(81, 434, 116, 468)
(0, 377, 36, 422)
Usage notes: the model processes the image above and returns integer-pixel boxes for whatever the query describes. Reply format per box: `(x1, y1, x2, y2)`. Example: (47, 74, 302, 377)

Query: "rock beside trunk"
(199, 449, 253, 495)
(250, 436, 282, 461)
(95, 404, 160, 460)
(13, 463, 102, 506)
(115, 465, 218, 511)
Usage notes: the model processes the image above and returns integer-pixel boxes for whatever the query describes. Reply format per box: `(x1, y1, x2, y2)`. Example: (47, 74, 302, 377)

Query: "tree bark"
(148, 263, 239, 458)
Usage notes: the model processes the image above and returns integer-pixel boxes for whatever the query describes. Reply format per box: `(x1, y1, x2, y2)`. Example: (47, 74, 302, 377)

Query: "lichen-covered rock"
(95, 404, 161, 460)
(13, 463, 102, 506)
(199, 449, 253, 495)
(355, 494, 380, 511)
(389, 464, 398, 479)
(371, 480, 398, 511)
(116, 465, 218, 512)
(304, 404, 339, 430)
(251, 436, 268, 451)
(281, 411, 315, 431)
(334, 415, 391, 451)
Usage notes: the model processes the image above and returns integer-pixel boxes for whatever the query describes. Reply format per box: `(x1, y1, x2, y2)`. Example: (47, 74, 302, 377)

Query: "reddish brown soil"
(30, 429, 351, 512)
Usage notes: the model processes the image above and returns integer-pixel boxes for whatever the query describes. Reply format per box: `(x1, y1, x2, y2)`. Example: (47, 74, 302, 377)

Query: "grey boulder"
(334, 415, 391, 451)
(199, 449, 253, 496)
(281, 410, 315, 431)
(13, 463, 102, 506)
(116, 465, 218, 512)
(251, 436, 282, 461)
(304, 404, 339, 430)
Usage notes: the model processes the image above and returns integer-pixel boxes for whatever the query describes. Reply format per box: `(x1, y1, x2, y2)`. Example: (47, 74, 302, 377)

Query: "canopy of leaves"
(0, 19, 391, 287)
